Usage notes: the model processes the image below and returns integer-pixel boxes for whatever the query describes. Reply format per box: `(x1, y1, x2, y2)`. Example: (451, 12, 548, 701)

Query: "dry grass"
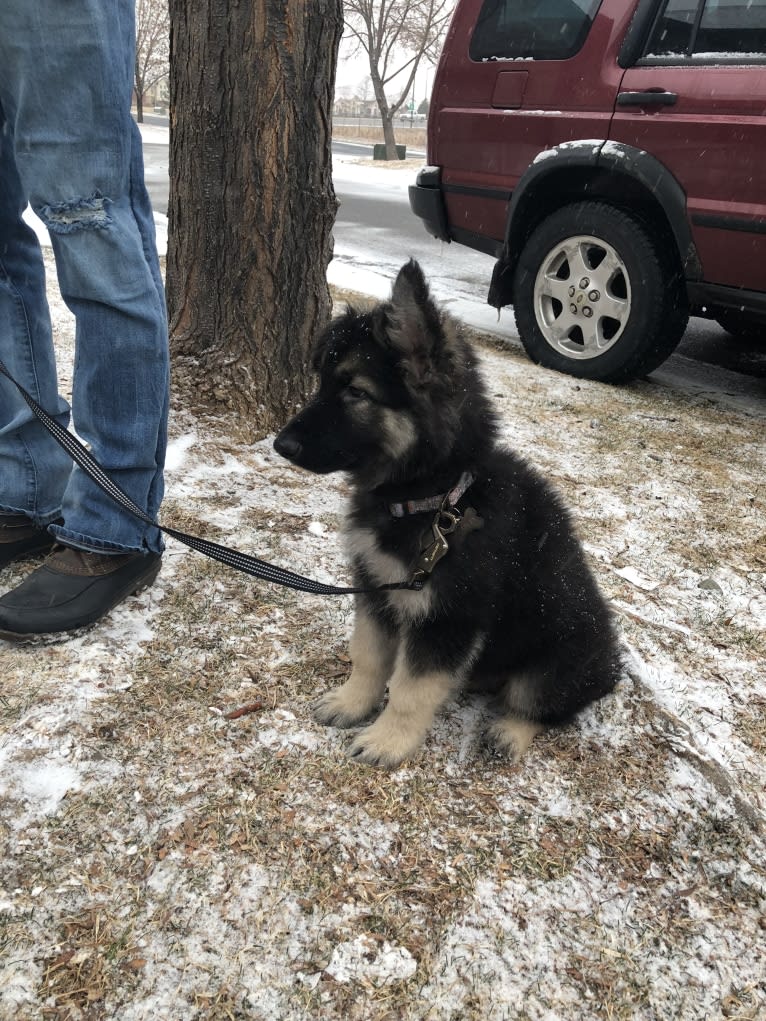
(333, 124, 427, 153)
(1, 266, 765, 1020)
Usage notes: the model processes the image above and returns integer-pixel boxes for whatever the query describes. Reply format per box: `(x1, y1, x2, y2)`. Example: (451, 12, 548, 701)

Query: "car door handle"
(617, 90, 678, 107)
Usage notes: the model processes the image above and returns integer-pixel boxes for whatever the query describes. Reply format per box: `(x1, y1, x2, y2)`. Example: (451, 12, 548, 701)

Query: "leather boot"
(0, 514, 57, 569)
(0, 545, 162, 641)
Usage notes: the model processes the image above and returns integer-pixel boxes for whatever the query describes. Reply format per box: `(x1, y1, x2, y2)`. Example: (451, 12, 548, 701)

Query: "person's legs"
(0, 0, 168, 636)
(0, 106, 73, 527)
(0, 0, 168, 556)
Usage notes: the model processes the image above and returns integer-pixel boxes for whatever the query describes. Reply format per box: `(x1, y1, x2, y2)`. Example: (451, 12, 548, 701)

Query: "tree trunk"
(370, 67, 402, 160)
(166, 1, 343, 436)
(135, 58, 144, 122)
(382, 115, 400, 160)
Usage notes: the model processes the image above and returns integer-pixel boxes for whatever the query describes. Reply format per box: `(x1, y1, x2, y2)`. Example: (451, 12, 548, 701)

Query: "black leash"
(0, 360, 424, 596)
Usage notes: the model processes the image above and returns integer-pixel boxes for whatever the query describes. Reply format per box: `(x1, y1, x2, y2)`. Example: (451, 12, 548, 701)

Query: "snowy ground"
(2, 158, 765, 1020)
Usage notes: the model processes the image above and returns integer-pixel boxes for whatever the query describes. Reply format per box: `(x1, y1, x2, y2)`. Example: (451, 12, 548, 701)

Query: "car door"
(428, 0, 633, 250)
(609, 0, 766, 291)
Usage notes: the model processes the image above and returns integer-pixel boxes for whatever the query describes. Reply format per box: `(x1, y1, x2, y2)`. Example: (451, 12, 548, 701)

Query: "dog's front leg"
(347, 644, 458, 769)
(314, 605, 396, 728)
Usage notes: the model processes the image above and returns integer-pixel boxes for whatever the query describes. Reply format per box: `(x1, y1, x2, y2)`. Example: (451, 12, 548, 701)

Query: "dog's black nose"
(274, 431, 302, 461)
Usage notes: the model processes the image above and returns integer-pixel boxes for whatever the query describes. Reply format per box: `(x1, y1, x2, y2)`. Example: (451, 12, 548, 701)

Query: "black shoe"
(0, 514, 57, 568)
(0, 545, 162, 642)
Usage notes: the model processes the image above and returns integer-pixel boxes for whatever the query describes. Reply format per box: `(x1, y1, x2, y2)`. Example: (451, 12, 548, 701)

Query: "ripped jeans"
(0, 0, 168, 554)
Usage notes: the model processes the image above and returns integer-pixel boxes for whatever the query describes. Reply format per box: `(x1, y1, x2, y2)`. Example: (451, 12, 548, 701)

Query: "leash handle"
(0, 360, 422, 597)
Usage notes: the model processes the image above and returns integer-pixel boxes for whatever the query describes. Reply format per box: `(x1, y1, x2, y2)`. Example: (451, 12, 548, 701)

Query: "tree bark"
(166, 1, 343, 436)
(382, 114, 400, 159)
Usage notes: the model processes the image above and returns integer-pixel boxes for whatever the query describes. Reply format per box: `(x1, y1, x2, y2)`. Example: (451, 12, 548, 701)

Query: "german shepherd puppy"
(274, 260, 620, 768)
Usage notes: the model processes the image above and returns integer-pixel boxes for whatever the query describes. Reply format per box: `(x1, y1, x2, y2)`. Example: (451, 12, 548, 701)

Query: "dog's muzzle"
(273, 430, 302, 463)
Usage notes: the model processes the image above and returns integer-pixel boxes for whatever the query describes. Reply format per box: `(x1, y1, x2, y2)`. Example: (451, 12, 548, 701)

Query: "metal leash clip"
(410, 502, 462, 584)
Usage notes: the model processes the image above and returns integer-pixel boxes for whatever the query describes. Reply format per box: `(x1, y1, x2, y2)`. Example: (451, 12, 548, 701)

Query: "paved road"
(142, 142, 171, 214)
(141, 132, 765, 385)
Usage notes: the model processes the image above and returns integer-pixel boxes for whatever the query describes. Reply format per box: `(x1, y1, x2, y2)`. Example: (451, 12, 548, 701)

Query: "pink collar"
(388, 471, 475, 518)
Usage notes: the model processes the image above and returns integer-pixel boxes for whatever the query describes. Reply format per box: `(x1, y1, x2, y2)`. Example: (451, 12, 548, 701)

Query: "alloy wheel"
(533, 235, 631, 360)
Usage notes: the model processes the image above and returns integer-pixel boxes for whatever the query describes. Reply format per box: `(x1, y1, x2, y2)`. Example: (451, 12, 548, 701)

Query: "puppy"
(274, 260, 620, 767)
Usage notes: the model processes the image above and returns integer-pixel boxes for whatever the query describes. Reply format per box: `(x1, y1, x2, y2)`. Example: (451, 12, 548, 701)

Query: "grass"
(1, 268, 765, 1019)
(332, 124, 427, 152)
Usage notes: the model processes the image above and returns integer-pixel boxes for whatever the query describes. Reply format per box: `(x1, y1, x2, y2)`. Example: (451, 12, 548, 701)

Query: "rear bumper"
(408, 166, 451, 243)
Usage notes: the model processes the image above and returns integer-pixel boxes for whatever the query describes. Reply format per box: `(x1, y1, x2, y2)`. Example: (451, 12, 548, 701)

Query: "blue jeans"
(0, 0, 168, 554)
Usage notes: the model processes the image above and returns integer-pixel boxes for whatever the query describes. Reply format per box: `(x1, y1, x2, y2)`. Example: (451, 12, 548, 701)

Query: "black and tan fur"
(274, 260, 620, 767)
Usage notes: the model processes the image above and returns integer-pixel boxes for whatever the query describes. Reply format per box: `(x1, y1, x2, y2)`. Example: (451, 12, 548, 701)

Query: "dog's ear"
(384, 260, 445, 387)
(390, 258, 431, 314)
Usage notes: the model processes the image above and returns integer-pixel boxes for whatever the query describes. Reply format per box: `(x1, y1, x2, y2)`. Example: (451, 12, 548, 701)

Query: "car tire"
(715, 309, 765, 343)
(512, 201, 689, 383)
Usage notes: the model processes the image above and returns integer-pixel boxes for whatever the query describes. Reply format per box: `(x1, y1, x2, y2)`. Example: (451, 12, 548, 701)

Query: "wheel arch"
(487, 140, 701, 309)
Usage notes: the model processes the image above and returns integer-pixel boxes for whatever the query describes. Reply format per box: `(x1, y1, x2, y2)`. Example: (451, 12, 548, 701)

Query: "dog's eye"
(346, 385, 370, 402)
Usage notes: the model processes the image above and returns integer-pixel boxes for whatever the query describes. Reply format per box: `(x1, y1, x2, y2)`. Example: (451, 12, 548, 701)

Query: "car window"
(469, 0, 602, 62)
(697, 0, 766, 55)
(645, 0, 766, 59)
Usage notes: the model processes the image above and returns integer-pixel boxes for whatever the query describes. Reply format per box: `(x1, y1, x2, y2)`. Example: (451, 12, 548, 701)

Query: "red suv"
(409, 0, 766, 381)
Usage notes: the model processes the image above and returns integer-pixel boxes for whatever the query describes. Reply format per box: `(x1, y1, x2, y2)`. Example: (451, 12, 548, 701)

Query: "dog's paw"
(314, 684, 380, 729)
(484, 717, 544, 763)
(347, 714, 424, 769)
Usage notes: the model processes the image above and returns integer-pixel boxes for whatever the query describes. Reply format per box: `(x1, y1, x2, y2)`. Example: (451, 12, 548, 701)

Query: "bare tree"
(166, 1, 343, 434)
(134, 0, 170, 122)
(343, 0, 454, 158)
